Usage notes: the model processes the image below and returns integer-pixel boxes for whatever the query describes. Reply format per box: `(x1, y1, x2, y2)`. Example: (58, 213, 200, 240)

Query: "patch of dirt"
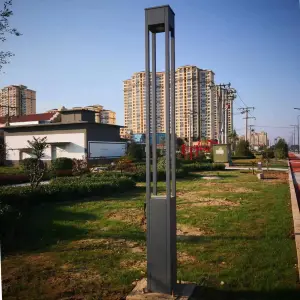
(178, 251, 197, 264)
(67, 238, 144, 254)
(177, 192, 239, 209)
(177, 190, 210, 197)
(120, 259, 146, 270)
(177, 223, 206, 236)
(179, 185, 254, 195)
(2, 253, 55, 284)
(263, 171, 288, 183)
(107, 208, 145, 227)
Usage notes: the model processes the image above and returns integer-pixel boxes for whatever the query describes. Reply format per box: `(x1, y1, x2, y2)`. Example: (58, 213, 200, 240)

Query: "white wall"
(10, 121, 40, 126)
(6, 132, 85, 161)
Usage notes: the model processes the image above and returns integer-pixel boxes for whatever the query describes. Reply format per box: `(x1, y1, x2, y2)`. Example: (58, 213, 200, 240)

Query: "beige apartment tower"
(124, 65, 220, 140)
(0, 85, 36, 117)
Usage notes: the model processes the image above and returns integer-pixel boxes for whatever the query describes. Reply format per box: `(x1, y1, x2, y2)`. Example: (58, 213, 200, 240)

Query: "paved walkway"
(10, 180, 50, 188)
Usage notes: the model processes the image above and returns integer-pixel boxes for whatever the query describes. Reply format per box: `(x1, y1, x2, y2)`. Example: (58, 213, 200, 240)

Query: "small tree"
(235, 140, 253, 157)
(228, 129, 239, 152)
(1, 0, 21, 72)
(176, 137, 185, 150)
(72, 156, 88, 176)
(274, 138, 288, 159)
(127, 141, 144, 162)
(22, 137, 48, 190)
(0, 141, 8, 166)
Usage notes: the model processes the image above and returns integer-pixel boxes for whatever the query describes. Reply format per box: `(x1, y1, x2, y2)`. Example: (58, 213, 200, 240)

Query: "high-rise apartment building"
(250, 131, 269, 147)
(0, 85, 36, 117)
(124, 71, 166, 134)
(124, 65, 223, 140)
(101, 109, 116, 125)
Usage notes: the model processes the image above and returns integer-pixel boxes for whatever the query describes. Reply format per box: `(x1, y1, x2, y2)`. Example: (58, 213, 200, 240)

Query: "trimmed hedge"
(51, 157, 73, 170)
(0, 177, 136, 206)
(232, 155, 255, 160)
(83, 168, 188, 182)
(182, 162, 226, 172)
(0, 173, 51, 186)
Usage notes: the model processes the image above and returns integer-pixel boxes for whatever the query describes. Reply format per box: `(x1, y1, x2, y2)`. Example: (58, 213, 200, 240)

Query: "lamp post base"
(126, 278, 196, 300)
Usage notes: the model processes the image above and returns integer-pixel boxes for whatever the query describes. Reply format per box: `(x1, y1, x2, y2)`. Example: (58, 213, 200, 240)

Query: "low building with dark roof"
(4, 121, 126, 165)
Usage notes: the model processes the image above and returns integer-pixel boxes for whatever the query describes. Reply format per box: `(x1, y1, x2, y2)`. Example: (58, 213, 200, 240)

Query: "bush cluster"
(232, 155, 256, 160)
(51, 157, 73, 170)
(181, 162, 225, 172)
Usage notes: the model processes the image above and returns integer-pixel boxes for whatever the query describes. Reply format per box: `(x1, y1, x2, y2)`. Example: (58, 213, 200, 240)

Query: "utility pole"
(210, 83, 234, 144)
(249, 125, 255, 147)
(238, 107, 255, 142)
(290, 125, 297, 151)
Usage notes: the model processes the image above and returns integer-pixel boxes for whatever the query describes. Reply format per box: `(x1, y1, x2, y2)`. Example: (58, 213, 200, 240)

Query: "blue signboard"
(132, 133, 167, 145)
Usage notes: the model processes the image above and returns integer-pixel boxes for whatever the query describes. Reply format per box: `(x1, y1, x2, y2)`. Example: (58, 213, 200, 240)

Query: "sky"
(1, 0, 300, 144)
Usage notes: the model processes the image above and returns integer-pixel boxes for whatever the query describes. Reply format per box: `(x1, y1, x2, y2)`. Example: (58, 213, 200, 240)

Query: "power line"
(236, 91, 255, 118)
(252, 125, 296, 129)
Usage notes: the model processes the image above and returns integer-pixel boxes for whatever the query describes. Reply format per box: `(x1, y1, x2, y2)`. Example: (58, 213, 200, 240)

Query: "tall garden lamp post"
(145, 5, 177, 295)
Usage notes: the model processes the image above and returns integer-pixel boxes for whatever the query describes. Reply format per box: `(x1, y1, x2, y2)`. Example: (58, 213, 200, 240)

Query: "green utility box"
(213, 144, 231, 163)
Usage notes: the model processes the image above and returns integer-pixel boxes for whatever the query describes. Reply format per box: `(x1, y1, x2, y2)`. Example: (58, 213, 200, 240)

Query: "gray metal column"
(224, 89, 228, 144)
(145, 5, 176, 295)
(152, 33, 157, 195)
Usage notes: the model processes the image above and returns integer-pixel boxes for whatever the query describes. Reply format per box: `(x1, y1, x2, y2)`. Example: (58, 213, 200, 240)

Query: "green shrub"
(181, 162, 225, 172)
(20, 158, 38, 172)
(51, 157, 73, 170)
(232, 155, 256, 160)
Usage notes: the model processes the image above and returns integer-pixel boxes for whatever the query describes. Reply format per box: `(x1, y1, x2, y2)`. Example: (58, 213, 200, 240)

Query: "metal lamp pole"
(145, 5, 176, 294)
(294, 108, 300, 153)
(290, 125, 297, 151)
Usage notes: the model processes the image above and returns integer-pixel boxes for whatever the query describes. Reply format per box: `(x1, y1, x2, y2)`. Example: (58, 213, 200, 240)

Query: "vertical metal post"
(145, 12, 151, 291)
(297, 115, 300, 153)
(152, 33, 157, 195)
(165, 11, 171, 198)
(245, 110, 248, 142)
(218, 88, 222, 143)
(224, 89, 228, 144)
(171, 27, 176, 197)
(145, 5, 176, 295)
(170, 26, 177, 288)
(221, 88, 225, 144)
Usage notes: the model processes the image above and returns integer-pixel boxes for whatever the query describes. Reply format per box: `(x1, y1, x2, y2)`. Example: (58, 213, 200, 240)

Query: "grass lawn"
(232, 158, 288, 169)
(2, 170, 299, 300)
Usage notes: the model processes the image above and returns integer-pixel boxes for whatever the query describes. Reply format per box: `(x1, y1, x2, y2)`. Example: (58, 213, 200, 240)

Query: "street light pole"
(290, 125, 297, 151)
(294, 108, 300, 153)
(297, 115, 300, 154)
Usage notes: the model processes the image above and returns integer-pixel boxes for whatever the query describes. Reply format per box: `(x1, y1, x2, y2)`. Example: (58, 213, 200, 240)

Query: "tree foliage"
(22, 137, 48, 190)
(235, 140, 253, 157)
(0, 140, 8, 165)
(0, 0, 21, 72)
(228, 129, 239, 152)
(176, 137, 185, 150)
(126, 141, 144, 161)
(274, 138, 288, 159)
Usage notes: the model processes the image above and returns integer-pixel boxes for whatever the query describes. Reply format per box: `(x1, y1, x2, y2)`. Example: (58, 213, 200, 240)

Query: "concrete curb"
(225, 167, 288, 172)
(288, 161, 300, 281)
